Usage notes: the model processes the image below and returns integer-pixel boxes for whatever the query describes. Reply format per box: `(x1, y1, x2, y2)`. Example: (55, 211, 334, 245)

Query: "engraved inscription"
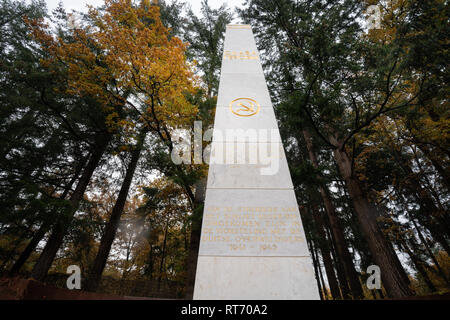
(227, 24, 251, 30)
(199, 206, 306, 256)
(224, 51, 259, 60)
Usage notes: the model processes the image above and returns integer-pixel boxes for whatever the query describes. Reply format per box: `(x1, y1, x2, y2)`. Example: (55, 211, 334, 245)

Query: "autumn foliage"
(0, 0, 448, 300)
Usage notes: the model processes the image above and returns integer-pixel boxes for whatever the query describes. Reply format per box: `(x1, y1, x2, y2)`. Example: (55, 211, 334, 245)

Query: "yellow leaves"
(120, 145, 131, 153)
(105, 111, 120, 131)
(411, 251, 450, 295)
(414, 116, 450, 144)
(29, 0, 199, 139)
(364, 0, 409, 44)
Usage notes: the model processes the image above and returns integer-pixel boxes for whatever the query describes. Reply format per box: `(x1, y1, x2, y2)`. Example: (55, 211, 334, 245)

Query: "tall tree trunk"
(377, 289, 385, 299)
(316, 244, 328, 300)
(417, 144, 450, 190)
(398, 238, 437, 293)
(324, 217, 352, 298)
(8, 222, 49, 275)
(146, 245, 155, 279)
(303, 129, 364, 299)
(158, 221, 169, 292)
(9, 157, 86, 275)
(0, 234, 28, 271)
(410, 147, 450, 240)
(308, 235, 325, 300)
(370, 289, 378, 300)
(405, 120, 450, 185)
(330, 136, 414, 298)
(392, 148, 450, 254)
(31, 134, 110, 281)
(85, 132, 146, 292)
(411, 219, 450, 286)
(311, 206, 342, 299)
(184, 178, 206, 299)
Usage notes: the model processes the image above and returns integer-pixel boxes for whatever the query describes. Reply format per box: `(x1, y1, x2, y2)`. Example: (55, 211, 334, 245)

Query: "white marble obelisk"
(193, 24, 320, 300)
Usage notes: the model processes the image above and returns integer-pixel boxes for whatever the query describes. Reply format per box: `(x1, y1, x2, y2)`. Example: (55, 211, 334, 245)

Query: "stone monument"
(193, 24, 320, 300)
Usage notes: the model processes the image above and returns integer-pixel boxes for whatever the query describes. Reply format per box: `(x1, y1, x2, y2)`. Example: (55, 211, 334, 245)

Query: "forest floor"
(0, 277, 157, 300)
(1, 276, 449, 300)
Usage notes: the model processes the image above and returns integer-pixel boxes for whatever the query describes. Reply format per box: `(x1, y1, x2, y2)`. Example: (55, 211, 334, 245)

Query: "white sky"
(44, 0, 245, 19)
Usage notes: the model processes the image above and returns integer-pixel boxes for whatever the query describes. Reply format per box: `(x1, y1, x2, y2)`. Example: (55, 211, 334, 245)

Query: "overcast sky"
(44, 0, 245, 20)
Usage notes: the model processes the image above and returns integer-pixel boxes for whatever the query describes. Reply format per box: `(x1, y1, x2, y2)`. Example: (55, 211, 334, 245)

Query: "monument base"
(194, 256, 320, 300)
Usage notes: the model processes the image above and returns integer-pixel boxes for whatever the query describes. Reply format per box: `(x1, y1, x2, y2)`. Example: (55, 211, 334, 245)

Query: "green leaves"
(184, 0, 233, 97)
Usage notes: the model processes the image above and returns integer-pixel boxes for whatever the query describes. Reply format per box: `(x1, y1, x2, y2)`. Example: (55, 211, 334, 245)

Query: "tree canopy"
(0, 0, 448, 300)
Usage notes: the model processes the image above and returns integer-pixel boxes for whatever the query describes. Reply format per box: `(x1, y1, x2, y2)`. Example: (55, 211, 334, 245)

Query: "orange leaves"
(28, 0, 198, 135)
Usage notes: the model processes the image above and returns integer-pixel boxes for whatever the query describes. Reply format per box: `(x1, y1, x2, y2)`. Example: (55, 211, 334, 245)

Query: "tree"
(184, 0, 233, 97)
(26, 0, 198, 281)
(0, 0, 108, 275)
(239, 0, 445, 298)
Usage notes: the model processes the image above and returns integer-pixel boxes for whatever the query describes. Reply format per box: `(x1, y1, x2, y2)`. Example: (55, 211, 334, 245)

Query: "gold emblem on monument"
(227, 24, 251, 30)
(224, 51, 259, 60)
(229, 98, 261, 117)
